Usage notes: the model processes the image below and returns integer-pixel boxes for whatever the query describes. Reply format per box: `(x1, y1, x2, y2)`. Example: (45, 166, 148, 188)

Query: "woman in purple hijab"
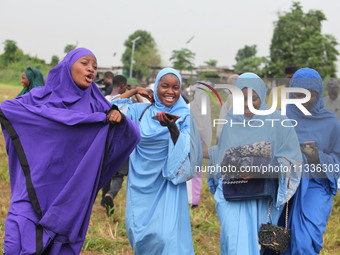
(0, 48, 140, 254)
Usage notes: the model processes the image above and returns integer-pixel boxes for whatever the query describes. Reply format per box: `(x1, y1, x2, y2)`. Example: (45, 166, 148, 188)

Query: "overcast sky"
(1, 0, 340, 75)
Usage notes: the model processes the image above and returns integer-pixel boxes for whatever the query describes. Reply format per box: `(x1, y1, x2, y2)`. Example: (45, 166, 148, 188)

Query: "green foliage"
(64, 44, 77, 54)
(121, 30, 161, 80)
(204, 59, 218, 67)
(0, 40, 24, 66)
(50, 55, 59, 67)
(268, 1, 339, 77)
(0, 40, 51, 85)
(170, 48, 195, 72)
(233, 45, 269, 76)
(235, 45, 257, 62)
(199, 71, 219, 79)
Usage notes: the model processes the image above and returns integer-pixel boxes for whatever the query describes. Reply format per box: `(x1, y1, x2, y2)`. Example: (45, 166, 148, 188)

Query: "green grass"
(0, 83, 339, 254)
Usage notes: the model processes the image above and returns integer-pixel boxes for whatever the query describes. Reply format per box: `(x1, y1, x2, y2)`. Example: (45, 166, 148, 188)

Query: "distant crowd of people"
(1, 49, 339, 254)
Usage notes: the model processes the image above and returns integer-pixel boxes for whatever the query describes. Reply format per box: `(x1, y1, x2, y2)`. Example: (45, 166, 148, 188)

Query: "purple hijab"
(1, 48, 140, 254)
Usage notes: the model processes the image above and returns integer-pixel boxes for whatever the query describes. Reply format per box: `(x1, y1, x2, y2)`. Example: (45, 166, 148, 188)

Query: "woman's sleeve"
(99, 116, 140, 188)
(319, 122, 340, 194)
(273, 121, 302, 207)
(162, 115, 201, 185)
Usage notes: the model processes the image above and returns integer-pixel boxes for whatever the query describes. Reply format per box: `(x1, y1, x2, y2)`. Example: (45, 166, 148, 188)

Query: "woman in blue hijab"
(117, 68, 198, 254)
(209, 73, 302, 254)
(283, 68, 340, 255)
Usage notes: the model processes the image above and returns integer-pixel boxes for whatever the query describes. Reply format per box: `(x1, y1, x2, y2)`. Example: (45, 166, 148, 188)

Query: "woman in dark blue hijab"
(284, 68, 340, 254)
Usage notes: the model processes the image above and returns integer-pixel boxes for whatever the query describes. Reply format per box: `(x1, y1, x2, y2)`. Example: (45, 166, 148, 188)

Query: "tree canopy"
(170, 48, 195, 72)
(204, 59, 218, 67)
(233, 45, 268, 76)
(268, 1, 338, 78)
(121, 30, 161, 80)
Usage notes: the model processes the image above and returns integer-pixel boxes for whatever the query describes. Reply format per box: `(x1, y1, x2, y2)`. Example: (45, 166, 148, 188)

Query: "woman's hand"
(136, 87, 154, 103)
(155, 111, 180, 144)
(156, 112, 179, 126)
(106, 109, 123, 125)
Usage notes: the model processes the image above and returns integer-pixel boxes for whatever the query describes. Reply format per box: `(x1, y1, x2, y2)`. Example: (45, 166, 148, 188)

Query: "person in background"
(323, 78, 340, 119)
(267, 65, 298, 110)
(18, 67, 45, 96)
(105, 75, 128, 101)
(1, 48, 140, 254)
(101, 74, 130, 216)
(283, 68, 340, 255)
(102, 71, 114, 96)
(138, 80, 152, 103)
(127, 83, 135, 90)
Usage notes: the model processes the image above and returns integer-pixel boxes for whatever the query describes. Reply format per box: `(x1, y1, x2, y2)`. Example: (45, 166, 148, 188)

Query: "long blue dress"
(284, 68, 340, 255)
(125, 68, 200, 255)
(209, 73, 302, 255)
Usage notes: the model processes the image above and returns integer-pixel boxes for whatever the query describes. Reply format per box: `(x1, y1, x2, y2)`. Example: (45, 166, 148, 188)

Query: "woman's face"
(21, 72, 30, 88)
(71, 54, 97, 89)
(292, 89, 318, 110)
(242, 88, 261, 118)
(157, 74, 181, 106)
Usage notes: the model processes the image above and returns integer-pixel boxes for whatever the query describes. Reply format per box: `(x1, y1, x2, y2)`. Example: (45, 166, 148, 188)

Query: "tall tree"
(268, 2, 338, 77)
(170, 48, 195, 72)
(233, 45, 268, 76)
(50, 55, 60, 67)
(204, 59, 218, 67)
(121, 30, 161, 80)
(235, 45, 257, 62)
(64, 44, 77, 54)
(1, 40, 24, 66)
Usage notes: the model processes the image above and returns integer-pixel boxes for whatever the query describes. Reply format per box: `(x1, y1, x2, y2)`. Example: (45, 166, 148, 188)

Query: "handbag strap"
(266, 200, 289, 229)
(138, 104, 153, 122)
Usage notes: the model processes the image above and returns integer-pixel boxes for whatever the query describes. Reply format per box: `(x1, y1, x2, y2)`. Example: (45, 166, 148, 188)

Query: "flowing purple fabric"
(1, 48, 140, 254)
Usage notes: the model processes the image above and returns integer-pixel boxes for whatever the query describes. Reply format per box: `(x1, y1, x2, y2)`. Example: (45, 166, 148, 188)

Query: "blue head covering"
(288, 67, 333, 118)
(130, 67, 190, 138)
(153, 67, 188, 113)
(236, 72, 267, 107)
(230, 72, 269, 121)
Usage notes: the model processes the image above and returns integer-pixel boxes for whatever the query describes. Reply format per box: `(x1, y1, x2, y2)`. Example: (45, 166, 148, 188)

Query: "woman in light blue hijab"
(125, 68, 200, 254)
(209, 73, 302, 254)
(283, 68, 340, 255)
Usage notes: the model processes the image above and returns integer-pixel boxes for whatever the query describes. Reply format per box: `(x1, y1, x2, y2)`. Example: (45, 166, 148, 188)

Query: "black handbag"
(259, 201, 290, 254)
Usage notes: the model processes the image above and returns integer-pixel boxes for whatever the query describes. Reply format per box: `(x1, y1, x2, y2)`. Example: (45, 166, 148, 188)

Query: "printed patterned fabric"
(224, 141, 272, 158)
(220, 141, 272, 179)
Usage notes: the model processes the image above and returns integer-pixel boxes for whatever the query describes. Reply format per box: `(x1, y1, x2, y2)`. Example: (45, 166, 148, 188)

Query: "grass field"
(0, 83, 339, 254)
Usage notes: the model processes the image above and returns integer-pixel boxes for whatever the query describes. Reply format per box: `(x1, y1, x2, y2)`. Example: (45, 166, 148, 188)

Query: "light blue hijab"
(125, 68, 194, 254)
(137, 67, 190, 137)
